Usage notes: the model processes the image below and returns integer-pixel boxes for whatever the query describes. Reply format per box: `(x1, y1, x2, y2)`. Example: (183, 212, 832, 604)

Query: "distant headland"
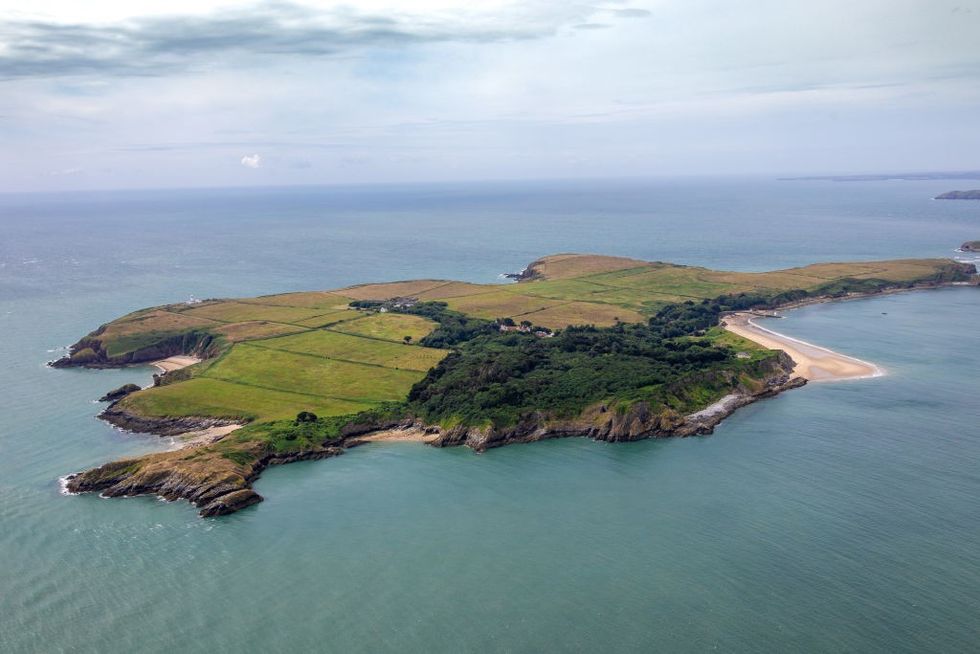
(56, 254, 978, 517)
(936, 190, 980, 200)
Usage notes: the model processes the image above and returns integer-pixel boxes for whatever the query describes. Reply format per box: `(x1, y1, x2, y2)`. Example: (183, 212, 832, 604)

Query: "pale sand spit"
(723, 312, 882, 382)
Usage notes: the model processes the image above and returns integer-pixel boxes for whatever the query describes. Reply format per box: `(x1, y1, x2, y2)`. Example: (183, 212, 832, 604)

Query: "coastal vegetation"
(58, 254, 978, 515)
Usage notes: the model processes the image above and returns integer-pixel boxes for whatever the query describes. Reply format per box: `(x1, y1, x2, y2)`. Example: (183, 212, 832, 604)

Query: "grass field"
(180, 301, 331, 325)
(514, 301, 645, 327)
(339, 279, 448, 301)
(443, 289, 562, 320)
(257, 329, 448, 372)
(292, 309, 362, 328)
(213, 321, 306, 342)
(118, 377, 373, 422)
(329, 312, 438, 342)
(205, 343, 424, 402)
(240, 291, 352, 309)
(85, 253, 973, 425)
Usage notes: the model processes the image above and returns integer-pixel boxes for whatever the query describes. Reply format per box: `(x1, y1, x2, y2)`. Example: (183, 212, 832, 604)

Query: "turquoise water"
(1, 179, 979, 652)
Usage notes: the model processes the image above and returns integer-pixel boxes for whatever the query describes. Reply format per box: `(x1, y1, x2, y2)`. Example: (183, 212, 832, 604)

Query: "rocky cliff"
(50, 328, 220, 369)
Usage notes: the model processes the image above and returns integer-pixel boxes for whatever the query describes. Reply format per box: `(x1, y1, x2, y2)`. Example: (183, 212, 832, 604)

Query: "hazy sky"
(2, 0, 979, 191)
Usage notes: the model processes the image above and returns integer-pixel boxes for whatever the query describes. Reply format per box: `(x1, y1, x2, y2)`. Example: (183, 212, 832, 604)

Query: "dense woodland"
(398, 301, 768, 427)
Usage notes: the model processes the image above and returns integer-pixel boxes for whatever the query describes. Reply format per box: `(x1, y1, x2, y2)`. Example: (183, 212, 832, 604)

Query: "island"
(55, 254, 978, 516)
(961, 241, 980, 252)
(936, 190, 980, 200)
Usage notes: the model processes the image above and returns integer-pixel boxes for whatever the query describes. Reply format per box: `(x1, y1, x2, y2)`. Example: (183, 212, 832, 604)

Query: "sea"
(1, 177, 978, 653)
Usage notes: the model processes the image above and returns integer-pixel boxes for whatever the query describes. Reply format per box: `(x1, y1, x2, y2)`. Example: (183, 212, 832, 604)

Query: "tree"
(403, 335, 413, 344)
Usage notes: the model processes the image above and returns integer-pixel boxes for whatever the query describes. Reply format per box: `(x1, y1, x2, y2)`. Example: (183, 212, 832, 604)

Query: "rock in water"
(98, 383, 142, 402)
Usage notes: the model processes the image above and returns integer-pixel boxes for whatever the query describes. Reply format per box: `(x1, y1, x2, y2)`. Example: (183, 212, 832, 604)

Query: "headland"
(936, 190, 980, 200)
(55, 254, 978, 516)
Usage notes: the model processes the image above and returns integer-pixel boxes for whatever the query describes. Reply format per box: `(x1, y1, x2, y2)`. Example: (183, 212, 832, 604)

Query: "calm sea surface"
(1, 178, 978, 652)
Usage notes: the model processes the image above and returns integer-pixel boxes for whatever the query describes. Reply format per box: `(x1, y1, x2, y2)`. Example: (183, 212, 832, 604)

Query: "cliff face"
(99, 406, 239, 436)
(50, 329, 220, 369)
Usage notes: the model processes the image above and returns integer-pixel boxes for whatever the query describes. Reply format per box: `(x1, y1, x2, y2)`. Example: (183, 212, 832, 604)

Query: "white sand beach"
(723, 312, 882, 381)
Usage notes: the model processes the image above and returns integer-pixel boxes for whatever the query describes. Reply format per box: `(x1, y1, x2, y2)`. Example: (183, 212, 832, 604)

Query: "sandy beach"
(173, 423, 242, 449)
(152, 355, 201, 373)
(353, 426, 440, 443)
(723, 312, 882, 382)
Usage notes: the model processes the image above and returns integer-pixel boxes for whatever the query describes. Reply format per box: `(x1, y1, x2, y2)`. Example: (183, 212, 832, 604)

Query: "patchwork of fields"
(116, 310, 447, 422)
(94, 253, 970, 424)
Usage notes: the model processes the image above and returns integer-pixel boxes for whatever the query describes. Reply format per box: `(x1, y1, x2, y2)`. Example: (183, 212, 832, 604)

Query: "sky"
(1, 0, 979, 192)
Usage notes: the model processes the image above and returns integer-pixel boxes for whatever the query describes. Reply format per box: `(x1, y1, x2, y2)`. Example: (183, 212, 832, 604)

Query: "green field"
(117, 377, 373, 422)
(206, 343, 427, 402)
(179, 301, 335, 325)
(328, 312, 439, 342)
(257, 329, 448, 372)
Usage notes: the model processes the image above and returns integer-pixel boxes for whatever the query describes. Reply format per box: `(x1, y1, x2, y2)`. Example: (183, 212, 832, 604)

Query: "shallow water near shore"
(1, 178, 979, 652)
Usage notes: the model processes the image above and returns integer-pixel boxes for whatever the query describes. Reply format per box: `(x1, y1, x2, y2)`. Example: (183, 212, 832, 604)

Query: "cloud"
(240, 153, 262, 168)
(0, 2, 648, 80)
(609, 8, 651, 18)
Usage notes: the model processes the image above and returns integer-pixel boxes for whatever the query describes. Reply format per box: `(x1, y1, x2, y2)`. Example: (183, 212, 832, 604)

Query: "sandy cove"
(151, 355, 202, 373)
(723, 312, 882, 381)
(352, 426, 441, 444)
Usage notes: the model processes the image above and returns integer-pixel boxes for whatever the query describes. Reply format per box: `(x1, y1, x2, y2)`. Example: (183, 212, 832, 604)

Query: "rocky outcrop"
(515, 259, 546, 281)
(100, 405, 240, 436)
(98, 383, 142, 402)
(961, 241, 980, 252)
(199, 489, 263, 517)
(64, 445, 346, 517)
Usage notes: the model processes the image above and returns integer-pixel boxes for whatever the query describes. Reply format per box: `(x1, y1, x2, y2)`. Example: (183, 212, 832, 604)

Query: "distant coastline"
(936, 190, 980, 200)
(779, 171, 980, 182)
